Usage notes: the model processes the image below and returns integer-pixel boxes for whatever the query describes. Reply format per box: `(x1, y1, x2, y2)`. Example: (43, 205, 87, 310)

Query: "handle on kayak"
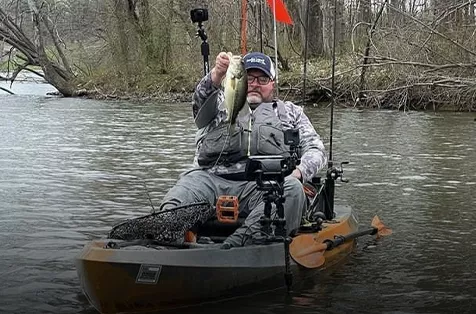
(216, 195, 239, 223)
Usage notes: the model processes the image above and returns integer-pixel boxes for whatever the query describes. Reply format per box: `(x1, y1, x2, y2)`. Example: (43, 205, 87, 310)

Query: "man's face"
(246, 69, 274, 106)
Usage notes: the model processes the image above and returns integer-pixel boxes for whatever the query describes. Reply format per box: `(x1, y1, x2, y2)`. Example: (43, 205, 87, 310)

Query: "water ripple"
(1, 98, 475, 313)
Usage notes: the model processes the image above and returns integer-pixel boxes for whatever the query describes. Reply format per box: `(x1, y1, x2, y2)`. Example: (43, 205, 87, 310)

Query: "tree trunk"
(112, 0, 134, 78)
(301, 0, 324, 57)
(322, 0, 344, 56)
(335, 0, 346, 49)
(388, 0, 404, 26)
(0, 1, 77, 96)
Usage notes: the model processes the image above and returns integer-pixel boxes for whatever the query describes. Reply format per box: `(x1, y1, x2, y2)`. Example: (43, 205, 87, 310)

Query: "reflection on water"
(0, 92, 475, 313)
(0, 76, 58, 95)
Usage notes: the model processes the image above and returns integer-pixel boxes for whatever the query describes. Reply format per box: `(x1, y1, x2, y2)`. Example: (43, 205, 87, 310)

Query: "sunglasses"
(247, 75, 271, 85)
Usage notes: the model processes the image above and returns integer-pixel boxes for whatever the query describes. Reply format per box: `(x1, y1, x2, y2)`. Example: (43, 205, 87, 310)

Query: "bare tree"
(300, 0, 324, 57)
(0, 0, 78, 96)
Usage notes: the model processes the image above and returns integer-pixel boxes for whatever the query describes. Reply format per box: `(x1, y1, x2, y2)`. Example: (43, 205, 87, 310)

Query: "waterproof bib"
(197, 102, 291, 167)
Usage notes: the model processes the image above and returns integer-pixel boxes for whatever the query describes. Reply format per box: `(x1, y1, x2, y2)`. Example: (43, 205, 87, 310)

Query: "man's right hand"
(211, 52, 230, 86)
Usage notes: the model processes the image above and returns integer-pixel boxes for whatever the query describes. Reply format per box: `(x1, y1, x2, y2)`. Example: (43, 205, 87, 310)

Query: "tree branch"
(0, 86, 15, 94)
(387, 4, 476, 58)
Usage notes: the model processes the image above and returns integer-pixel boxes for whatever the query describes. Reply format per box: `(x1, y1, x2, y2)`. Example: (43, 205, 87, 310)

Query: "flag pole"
(240, 0, 248, 55)
(272, 0, 279, 97)
(259, 0, 263, 52)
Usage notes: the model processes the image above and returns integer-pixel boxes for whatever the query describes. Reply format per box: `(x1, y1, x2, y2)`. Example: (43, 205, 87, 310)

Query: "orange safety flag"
(266, 0, 293, 25)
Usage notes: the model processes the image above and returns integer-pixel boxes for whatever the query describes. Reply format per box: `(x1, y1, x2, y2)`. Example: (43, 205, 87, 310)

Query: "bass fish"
(222, 53, 248, 125)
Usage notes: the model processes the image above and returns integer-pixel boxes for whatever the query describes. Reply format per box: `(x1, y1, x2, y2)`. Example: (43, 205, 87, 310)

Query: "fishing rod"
(258, 0, 263, 52)
(272, 0, 279, 97)
(241, 0, 248, 55)
(302, 0, 311, 106)
(329, 0, 337, 165)
(315, 0, 347, 220)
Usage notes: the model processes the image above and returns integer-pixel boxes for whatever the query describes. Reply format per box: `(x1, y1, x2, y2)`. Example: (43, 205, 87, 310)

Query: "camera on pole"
(190, 8, 210, 76)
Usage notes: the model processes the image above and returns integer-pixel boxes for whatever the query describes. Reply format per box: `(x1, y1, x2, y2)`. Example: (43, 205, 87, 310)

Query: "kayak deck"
(76, 205, 358, 314)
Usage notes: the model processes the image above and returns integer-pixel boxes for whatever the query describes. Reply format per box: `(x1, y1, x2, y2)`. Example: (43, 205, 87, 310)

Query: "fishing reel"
(328, 161, 349, 183)
(306, 161, 350, 222)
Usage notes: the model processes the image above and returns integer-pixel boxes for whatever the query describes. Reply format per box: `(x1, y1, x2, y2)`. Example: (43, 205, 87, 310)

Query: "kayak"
(76, 204, 359, 314)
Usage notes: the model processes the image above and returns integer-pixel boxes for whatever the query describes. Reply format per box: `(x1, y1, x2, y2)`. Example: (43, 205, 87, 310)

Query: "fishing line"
(209, 61, 240, 170)
(241, 230, 286, 247)
(159, 279, 291, 311)
(210, 116, 233, 169)
(240, 220, 263, 246)
(238, 178, 286, 246)
(155, 201, 211, 215)
(239, 208, 283, 246)
(142, 180, 156, 212)
(210, 100, 251, 170)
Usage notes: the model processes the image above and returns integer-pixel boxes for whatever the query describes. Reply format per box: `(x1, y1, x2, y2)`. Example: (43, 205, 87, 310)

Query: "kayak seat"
(196, 216, 246, 242)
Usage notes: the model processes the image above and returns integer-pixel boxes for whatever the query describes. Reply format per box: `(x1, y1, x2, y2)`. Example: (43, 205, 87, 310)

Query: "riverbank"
(73, 56, 475, 112)
(72, 89, 192, 103)
(4, 57, 475, 112)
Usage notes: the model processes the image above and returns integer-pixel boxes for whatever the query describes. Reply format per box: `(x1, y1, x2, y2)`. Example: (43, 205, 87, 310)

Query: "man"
(161, 51, 327, 247)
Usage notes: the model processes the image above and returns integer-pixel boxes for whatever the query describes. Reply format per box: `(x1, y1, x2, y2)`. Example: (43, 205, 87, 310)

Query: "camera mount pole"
(261, 193, 273, 235)
(273, 192, 286, 237)
(257, 178, 286, 238)
(195, 21, 210, 76)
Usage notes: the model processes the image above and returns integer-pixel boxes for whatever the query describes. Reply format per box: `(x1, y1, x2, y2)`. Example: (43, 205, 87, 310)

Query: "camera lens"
(190, 8, 208, 23)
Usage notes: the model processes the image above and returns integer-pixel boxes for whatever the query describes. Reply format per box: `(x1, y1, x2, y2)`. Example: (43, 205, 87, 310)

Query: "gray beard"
(247, 94, 262, 110)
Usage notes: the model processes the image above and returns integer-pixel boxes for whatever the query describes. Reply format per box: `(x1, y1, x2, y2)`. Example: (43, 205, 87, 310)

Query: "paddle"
(290, 215, 392, 268)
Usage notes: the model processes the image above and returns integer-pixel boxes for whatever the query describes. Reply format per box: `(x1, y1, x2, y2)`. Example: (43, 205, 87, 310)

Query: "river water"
(0, 83, 475, 314)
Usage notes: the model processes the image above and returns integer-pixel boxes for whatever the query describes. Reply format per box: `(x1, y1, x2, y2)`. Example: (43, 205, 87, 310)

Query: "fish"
(222, 53, 248, 125)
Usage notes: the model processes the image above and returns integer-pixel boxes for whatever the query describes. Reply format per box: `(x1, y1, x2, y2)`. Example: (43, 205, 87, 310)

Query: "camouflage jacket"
(191, 72, 327, 183)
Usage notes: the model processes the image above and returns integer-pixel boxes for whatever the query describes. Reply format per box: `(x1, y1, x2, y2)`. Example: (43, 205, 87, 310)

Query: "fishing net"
(107, 202, 215, 244)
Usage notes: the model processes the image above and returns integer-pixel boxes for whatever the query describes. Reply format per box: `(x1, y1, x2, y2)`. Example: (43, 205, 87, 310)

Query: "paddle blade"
(289, 235, 327, 268)
(371, 215, 393, 237)
(293, 251, 325, 269)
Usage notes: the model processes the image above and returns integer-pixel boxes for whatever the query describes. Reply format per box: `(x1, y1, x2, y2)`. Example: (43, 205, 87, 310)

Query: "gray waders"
(160, 169, 306, 247)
